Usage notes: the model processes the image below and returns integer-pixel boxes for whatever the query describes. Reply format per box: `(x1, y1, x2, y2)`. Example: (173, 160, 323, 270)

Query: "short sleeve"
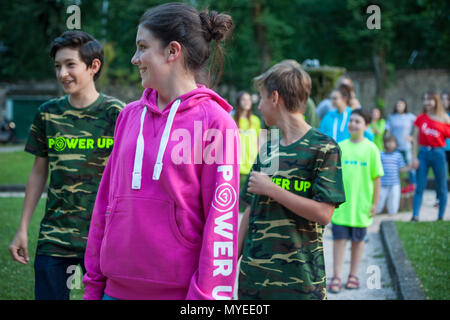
(311, 142, 346, 206)
(440, 121, 450, 139)
(370, 145, 384, 179)
(24, 107, 48, 157)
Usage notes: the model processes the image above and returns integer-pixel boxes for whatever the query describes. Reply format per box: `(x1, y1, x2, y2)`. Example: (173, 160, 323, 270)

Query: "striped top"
(380, 151, 406, 186)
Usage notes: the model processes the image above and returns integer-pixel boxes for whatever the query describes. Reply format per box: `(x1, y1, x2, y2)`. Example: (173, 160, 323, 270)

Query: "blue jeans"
(413, 147, 448, 219)
(34, 254, 86, 300)
(102, 293, 120, 300)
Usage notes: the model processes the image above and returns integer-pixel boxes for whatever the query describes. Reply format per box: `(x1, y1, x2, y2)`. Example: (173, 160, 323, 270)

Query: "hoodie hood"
(132, 85, 233, 188)
(140, 84, 233, 115)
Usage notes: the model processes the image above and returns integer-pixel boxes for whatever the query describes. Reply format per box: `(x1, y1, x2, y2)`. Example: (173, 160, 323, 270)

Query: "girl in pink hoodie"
(82, 3, 240, 300)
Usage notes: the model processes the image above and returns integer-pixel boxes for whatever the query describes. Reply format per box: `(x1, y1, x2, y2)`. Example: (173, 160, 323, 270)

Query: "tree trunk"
(372, 47, 387, 108)
(252, 0, 271, 72)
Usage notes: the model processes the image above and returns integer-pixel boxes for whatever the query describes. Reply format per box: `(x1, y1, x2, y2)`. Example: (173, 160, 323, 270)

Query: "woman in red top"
(411, 91, 450, 221)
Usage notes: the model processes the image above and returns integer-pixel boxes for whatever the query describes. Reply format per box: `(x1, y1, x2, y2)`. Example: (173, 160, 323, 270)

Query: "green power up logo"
(53, 137, 67, 151)
(48, 137, 114, 151)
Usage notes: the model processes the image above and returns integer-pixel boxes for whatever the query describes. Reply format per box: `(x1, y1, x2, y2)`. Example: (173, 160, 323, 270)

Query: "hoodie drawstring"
(153, 99, 181, 181)
(132, 99, 182, 190)
(132, 106, 147, 189)
(333, 108, 348, 141)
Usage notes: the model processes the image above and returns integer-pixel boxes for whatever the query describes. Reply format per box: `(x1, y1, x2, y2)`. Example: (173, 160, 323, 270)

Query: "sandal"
(345, 274, 359, 289)
(328, 276, 341, 293)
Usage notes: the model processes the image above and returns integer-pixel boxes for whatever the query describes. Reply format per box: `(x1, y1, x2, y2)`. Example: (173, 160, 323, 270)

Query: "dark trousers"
(34, 254, 86, 300)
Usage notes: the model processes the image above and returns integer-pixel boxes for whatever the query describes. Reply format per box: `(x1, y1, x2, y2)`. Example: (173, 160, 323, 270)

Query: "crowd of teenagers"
(6, 2, 450, 300)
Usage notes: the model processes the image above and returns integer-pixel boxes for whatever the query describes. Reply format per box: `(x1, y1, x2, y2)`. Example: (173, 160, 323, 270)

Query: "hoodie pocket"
(100, 195, 199, 285)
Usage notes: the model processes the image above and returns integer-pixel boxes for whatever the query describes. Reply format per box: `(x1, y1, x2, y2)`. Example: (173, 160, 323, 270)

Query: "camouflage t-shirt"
(25, 93, 124, 258)
(238, 128, 345, 300)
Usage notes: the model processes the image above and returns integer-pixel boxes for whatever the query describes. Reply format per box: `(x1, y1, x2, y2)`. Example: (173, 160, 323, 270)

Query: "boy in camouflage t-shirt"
(8, 31, 124, 300)
(238, 60, 345, 300)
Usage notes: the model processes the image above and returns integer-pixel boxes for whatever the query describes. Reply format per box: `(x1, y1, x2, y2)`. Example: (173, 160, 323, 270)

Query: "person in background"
(339, 75, 362, 110)
(319, 84, 373, 143)
(411, 91, 450, 222)
(315, 94, 334, 121)
(376, 135, 410, 216)
(234, 91, 261, 212)
(385, 99, 416, 186)
(304, 97, 319, 128)
(370, 107, 386, 151)
(433, 91, 450, 208)
(442, 92, 450, 175)
(328, 109, 383, 293)
(316, 75, 361, 120)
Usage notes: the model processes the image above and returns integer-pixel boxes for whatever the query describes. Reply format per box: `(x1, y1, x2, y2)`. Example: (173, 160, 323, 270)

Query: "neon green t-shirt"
(238, 114, 261, 174)
(370, 118, 386, 151)
(331, 138, 384, 228)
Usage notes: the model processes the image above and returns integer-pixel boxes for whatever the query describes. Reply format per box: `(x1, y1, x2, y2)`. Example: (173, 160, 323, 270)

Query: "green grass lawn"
(395, 221, 450, 300)
(0, 151, 35, 185)
(0, 150, 52, 186)
(0, 197, 84, 300)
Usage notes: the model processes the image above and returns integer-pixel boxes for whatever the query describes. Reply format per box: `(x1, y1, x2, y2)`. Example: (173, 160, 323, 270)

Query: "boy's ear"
(271, 90, 280, 107)
(167, 41, 182, 63)
(88, 58, 101, 77)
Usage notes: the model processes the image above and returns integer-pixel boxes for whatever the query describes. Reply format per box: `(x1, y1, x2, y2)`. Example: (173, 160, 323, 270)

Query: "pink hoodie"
(83, 85, 240, 300)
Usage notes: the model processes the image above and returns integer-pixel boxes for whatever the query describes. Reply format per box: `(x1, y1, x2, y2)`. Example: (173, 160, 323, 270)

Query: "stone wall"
(348, 69, 450, 115)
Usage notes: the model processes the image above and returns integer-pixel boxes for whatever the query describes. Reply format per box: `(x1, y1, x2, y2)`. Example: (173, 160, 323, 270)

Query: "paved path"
(0, 144, 24, 153)
(325, 190, 449, 300)
(0, 192, 46, 198)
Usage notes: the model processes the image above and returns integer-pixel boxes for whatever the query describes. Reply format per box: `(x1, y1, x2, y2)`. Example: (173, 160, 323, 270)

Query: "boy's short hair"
(383, 134, 397, 146)
(351, 108, 372, 125)
(50, 31, 104, 81)
(253, 59, 311, 113)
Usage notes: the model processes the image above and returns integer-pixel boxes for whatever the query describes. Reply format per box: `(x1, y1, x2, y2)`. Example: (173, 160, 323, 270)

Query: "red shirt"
(414, 113, 450, 147)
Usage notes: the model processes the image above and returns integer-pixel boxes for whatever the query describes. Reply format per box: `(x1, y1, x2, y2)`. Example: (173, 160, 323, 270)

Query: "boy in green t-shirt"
(238, 60, 346, 300)
(8, 31, 124, 300)
(328, 108, 383, 293)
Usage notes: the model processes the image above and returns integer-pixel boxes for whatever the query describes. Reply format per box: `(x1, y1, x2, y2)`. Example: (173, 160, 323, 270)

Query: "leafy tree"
(0, 0, 66, 80)
(1, 0, 449, 107)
